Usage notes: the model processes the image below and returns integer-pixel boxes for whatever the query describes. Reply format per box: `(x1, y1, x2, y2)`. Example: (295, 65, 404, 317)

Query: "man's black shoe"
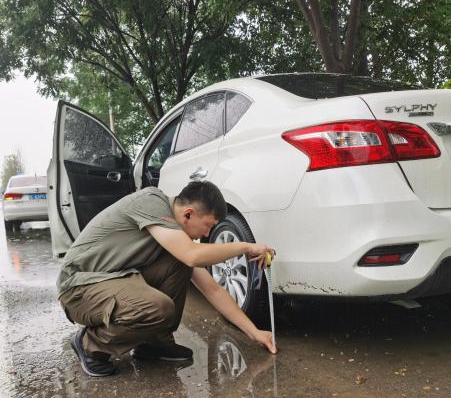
(71, 328, 117, 377)
(130, 343, 193, 362)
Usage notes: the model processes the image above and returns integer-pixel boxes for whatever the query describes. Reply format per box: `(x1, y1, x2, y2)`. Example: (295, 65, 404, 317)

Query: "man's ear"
(183, 207, 194, 220)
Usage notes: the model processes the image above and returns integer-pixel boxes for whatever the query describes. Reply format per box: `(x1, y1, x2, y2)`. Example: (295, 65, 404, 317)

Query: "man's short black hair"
(176, 181, 227, 221)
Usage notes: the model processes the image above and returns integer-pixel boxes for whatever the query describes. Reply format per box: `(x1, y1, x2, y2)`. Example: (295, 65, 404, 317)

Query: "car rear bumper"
(3, 200, 49, 222)
(248, 163, 451, 298)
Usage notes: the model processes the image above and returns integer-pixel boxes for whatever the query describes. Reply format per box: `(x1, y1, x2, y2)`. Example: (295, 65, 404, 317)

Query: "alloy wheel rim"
(212, 230, 248, 308)
(217, 340, 247, 381)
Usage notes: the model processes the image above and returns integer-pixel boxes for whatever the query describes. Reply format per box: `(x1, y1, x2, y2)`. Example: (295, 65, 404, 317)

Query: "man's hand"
(252, 329, 277, 354)
(247, 244, 276, 269)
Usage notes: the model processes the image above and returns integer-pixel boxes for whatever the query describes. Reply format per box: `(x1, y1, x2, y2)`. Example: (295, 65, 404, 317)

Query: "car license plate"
(29, 193, 47, 200)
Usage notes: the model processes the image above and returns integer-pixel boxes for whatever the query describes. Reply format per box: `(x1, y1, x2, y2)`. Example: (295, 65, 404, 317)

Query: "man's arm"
(147, 225, 269, 268)
(191, 267, 276, 354)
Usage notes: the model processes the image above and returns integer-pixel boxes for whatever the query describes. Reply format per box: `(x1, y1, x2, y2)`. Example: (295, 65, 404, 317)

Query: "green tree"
(194, 0, 323, 83)
(32, 0, 323, 149)
(294, 0, 362, 73)
(291, 0, 451, 86)
(0, 0, 246, 124)
(59, 63, 150, 156)
(1, 151, 25, 192)
(365, 0, 451, 87)
(1, 0, 449, 152)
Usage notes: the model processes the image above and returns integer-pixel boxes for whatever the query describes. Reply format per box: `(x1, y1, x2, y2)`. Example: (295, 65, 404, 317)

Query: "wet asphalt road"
(1, 216, 451, 397)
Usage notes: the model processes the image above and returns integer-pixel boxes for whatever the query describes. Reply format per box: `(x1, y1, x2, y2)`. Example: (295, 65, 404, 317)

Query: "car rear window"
(256, 74, 419, 99)
(9, 176, 47, 188)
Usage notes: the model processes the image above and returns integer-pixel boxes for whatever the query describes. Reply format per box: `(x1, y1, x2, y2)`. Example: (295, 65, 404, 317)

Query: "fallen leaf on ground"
(355, 374, 367, 384)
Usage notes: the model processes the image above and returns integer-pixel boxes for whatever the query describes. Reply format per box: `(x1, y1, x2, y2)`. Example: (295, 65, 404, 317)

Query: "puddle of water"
(0, 213, 11, 271)
(0, 219, 285, 398)
(1, 225, 60, 288)
(0, 288, 15, 398)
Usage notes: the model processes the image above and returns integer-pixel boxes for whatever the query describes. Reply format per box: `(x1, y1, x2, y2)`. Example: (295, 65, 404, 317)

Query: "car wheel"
(207, 212, 268, 325)
(5, 220, 21, 232)
(4, 220, 13, 232)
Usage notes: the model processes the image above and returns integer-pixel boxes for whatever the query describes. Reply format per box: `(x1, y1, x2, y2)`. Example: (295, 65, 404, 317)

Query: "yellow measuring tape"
(264, 251, 276, 349)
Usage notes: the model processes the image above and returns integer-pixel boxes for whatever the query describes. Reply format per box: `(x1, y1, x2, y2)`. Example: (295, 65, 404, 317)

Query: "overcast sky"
(0, 74, 57, 176)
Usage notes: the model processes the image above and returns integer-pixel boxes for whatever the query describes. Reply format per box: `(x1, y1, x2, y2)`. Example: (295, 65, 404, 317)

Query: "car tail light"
(358, 244, 418, 266)
(4, 193, 23, 201)
(381, 121, 441, 160)
(282, 120, 440, 171)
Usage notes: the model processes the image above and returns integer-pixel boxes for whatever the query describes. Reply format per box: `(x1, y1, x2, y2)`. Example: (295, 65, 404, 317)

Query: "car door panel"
(48, 101, 133, 255)
(158, 92, 225, 196)
(63, 160, 133, 230)
(159, 138, 223, 196)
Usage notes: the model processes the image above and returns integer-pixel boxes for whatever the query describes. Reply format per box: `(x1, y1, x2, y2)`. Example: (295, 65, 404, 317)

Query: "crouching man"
(57, 181, 276, 377)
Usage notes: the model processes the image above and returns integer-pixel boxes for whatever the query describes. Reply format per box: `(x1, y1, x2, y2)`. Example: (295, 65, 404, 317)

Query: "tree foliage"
(198, 0, 323, 81)
(0, 0, 449, 150)
(1, 151, 25, 192)
(0, 0, 246, 124)
(292, 0, 451, 86)
(364, 0, 451, 87)
(59, 63, 149, 156)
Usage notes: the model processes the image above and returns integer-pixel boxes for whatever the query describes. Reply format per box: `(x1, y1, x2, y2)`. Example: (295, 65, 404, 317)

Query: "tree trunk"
(294, 0, 363, 74)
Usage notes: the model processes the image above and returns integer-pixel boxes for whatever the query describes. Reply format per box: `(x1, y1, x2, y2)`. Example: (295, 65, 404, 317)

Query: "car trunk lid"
(360, 89, 451, 209)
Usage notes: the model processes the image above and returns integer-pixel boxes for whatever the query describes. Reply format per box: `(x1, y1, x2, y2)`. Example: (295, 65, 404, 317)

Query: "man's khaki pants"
(59, 250, 193, 357)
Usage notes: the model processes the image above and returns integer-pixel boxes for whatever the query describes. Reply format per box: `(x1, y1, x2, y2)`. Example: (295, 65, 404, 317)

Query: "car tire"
(4, 220, 13, 232)
(207, 212, 269, 325)
(4, 220, 21, 232)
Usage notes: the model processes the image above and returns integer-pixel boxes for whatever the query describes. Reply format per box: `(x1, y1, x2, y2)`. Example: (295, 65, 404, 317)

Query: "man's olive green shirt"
(56, 187, 181, 297)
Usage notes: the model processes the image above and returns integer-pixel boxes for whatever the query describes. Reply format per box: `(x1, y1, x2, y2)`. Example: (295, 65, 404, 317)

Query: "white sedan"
(48, 73, 451, 322)
(3, 174, 48, 231)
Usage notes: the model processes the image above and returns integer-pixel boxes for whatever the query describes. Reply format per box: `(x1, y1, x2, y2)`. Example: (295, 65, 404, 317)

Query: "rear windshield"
(257, 74, 419, 99)
(8, 176, 47, 188)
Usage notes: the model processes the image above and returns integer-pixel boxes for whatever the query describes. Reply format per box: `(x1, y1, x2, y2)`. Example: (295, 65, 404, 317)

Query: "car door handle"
(107, 171, 121, 183)
(189, 168, 208, 180)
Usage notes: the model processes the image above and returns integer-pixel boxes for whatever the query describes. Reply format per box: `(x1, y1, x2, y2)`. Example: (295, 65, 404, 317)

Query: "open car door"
(48, 101, 134, 256)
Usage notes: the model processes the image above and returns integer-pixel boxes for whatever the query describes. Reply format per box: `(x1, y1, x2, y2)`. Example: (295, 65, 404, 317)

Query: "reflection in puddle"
(175, 328, 278, 398)
(0, 214, 10, 270)
(1, 226, 58, 285)
(10, 252, 21, 273)
(217, 339, 248, 380)
(176, 325, 210, 398)
(0, 288, 14, 398)
(211, 335, 277, 398)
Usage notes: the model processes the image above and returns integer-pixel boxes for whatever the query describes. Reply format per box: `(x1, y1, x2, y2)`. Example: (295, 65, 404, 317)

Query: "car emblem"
(385, 103, 437, 117)
(428, 123, 451, 136)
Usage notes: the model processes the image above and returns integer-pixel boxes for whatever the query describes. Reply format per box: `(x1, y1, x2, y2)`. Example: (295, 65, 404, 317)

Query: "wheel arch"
(223, 202, 256, 243)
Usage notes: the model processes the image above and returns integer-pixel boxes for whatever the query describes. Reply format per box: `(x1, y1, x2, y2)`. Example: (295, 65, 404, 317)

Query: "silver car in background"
(3, 174, 48, 231)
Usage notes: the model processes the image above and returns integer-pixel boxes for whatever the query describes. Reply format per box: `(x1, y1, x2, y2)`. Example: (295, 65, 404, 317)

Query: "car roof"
(159, 75, 305, 125)
(7, 175, 47, 188)
(182, 72, 417, 102)
(154, 72, 416, 133)
(9, 174, 46, 180)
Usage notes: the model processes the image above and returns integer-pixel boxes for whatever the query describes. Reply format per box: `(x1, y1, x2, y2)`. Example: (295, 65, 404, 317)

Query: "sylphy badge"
(385, 103, 437, 117)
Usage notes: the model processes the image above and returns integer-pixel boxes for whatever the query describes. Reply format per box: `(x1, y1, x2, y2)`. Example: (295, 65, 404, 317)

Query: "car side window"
(147, 117, 180, 176)
(63, 108, 127, 168)
(226, 91, 252, 133)
(174, 93, 224, 153)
